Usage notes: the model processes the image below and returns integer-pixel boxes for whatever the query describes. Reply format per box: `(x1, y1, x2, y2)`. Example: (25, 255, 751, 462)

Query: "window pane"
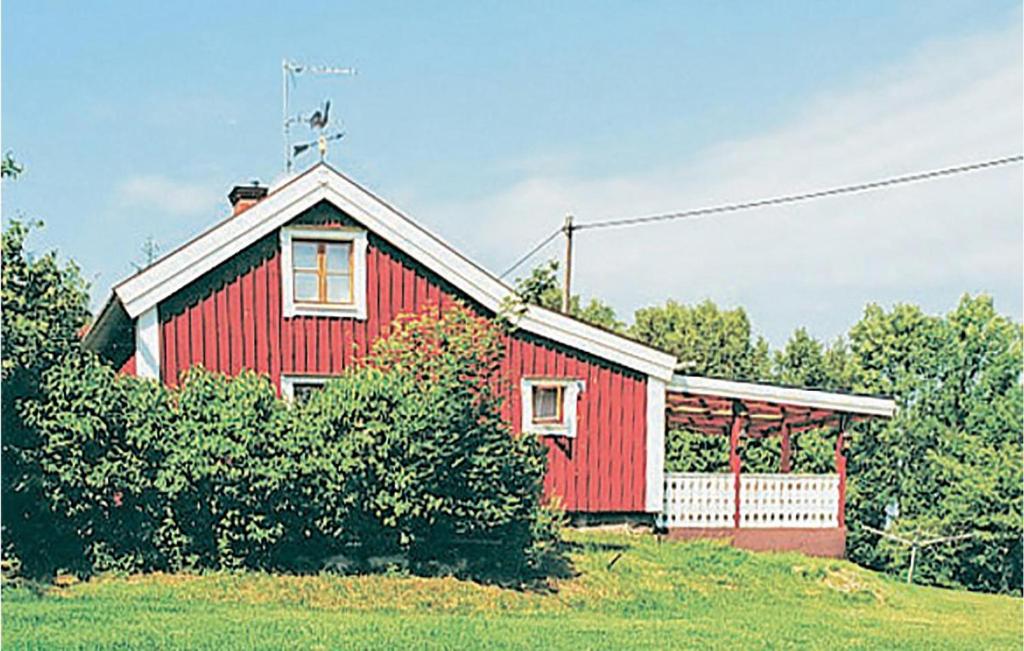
(533, 387, 561, 421)
(293, 383, 323, 404)
(293, 241, 318, 269)
(294, 271, 319, 301)
(325, 242, 351, 272)
(326, 274, 351, 303)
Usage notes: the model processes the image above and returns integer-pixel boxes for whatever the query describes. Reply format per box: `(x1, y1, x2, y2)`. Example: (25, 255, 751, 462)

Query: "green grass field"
(3, 530, 1020, 650)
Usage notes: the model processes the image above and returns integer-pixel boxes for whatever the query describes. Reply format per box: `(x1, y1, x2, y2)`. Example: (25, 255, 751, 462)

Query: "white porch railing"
(658, 472, 840, 529)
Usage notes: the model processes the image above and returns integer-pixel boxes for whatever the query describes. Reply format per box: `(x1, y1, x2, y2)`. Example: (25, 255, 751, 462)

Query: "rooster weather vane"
(282, 60, 356, 172)
(291, 99, 345, 162)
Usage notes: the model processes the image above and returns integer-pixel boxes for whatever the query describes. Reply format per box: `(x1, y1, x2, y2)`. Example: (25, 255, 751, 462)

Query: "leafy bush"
(276, 305, 559, 581)
(666, 428, 831, 475)
(156, 368, 286, 570)
(18, 303, 563, 584)
(2, 219, 92, 576)
(19, 353, 170, 574)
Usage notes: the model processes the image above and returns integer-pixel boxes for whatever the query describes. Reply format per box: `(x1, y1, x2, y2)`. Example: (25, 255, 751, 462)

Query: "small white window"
(522, 378, 584, 437)
(532, 385, 564, 424)
(281, 226, 367, 319)
(281, 375, 331, 402)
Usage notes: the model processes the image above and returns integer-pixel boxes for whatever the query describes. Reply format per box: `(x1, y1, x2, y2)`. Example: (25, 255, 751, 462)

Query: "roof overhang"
(667, 374, 895, 436)
(105, 164, 677, 380)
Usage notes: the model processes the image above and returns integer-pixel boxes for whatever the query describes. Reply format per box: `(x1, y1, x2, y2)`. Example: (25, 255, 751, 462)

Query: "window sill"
(283, 303, 367, 319)
(529, 424, 576, 438)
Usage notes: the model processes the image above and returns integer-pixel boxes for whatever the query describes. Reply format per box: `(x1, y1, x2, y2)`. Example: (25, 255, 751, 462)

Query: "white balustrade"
(657, 472, 734, 528)
(660, 472, 839, 529)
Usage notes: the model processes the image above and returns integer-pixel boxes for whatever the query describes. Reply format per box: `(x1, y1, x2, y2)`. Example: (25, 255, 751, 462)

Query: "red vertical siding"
(268, 254, 282, 388)
(241, 272, 255, 370)
(202, 294, 217, 369)
(175, 313, 190, 382)
(161, 320, 175, 386)
(228, 278, 243, 376)
(155, 228, 649, 513)
(254, 262, 269, 375)
(216, 289, 230, 372)
(118, 353, 136, 376)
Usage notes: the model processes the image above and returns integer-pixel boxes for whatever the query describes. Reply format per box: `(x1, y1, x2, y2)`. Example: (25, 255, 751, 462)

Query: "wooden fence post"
(835, 416, 848, 528)
(780, 423, 792, 474)
(729, 405, 745, 529)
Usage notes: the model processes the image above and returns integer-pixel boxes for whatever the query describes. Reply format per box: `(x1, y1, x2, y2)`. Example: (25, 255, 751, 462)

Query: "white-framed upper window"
(521, 377, 584, 437)
(281, 374, 332, 403)
(281, 226, 367, 319)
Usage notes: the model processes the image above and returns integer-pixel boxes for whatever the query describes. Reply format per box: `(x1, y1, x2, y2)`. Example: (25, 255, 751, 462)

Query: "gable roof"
(97, 164, 678, 380)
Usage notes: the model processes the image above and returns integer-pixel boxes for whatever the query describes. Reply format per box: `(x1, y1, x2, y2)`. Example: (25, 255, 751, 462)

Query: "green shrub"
(19, 303, 563, 584)
(2, 219, 91, 577)
(268, 368, 424, 569)
(277, 305, 560, 581)
(665, 429, 728, 473)
(21, 352, 172, 575)
(156, 368, 286, 570)
(666, 427, 834, 474)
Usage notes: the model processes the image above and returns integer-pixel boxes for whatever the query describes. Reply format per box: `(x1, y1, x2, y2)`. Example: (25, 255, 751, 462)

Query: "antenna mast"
(282, 59, 357, 173)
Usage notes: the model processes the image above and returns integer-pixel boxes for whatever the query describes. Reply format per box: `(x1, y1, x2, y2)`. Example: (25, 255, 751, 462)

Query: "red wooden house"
(85, 163, 894, 554)
(85, 164, 678, 518)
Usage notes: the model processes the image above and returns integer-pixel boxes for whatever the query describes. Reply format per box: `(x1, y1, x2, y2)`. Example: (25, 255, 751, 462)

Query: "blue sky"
(4, 1, 1021, 344)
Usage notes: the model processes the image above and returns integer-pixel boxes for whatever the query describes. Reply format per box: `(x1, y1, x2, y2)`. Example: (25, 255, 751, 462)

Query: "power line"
(574, 154, 1023, 231)
(498, 228, 563, 279)
(496, 154, 1023, 282)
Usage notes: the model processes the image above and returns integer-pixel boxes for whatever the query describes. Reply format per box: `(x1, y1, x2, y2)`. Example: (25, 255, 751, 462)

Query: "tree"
(131, 236, 162, 272)
(756, 328, 856, 474)
(513, 259, 624, 332)
(2, 218, 93, 572)
(2, 151, 23, 179)
(2, 157, 94, 573)
(845, 295, 1023, 594)
(631, 298, 770, 380)
(635, 299, 772, 472)
(772, 327, 827, 387)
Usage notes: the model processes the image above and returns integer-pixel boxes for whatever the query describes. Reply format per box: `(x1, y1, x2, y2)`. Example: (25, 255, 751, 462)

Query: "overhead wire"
(498, 228, 564, 279)
(574, 155, 1023, 231)
(496, 154, 1023, 281)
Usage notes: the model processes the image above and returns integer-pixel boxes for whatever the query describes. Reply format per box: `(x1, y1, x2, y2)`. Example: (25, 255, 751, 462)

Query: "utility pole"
(561, 215, 574, 314)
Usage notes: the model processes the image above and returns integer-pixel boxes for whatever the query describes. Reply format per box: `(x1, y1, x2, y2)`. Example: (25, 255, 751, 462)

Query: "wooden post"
(780, 423, 791, 474)
(907, 542, 918, 584)
(729, 407, 745, 529)
(835, 416, 848, 529)
(561, 215, 574, 314)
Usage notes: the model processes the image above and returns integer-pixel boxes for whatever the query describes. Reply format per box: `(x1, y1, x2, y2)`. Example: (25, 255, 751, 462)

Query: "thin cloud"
(417, 19, 1023, 341)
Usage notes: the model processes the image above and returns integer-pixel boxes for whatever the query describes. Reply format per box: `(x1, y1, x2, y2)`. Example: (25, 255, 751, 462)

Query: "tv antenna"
(282, 59, 357, 172)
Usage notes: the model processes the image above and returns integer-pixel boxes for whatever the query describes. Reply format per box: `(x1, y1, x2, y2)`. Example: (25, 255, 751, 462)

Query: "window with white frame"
(281, 226, 367, 318)
(281, 375, 331, 403)
(521, 378, 584, 437)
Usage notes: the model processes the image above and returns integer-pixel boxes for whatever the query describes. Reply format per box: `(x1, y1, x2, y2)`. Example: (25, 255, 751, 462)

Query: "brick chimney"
(228, 181, 268, 216)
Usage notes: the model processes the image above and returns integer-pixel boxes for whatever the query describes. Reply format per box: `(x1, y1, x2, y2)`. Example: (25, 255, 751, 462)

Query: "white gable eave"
(669, 375, 896, 417)
(112, 164, 677, 381)
(115, 169, 328, 317)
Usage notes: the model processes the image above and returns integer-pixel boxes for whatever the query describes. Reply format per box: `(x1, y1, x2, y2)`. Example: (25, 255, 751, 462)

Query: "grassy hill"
(2, 530, 1019, 650)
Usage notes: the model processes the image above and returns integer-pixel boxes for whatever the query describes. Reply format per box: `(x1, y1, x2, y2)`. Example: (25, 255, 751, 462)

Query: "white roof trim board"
(112, 164, 678, 380)
(668, 375, 896, 417)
